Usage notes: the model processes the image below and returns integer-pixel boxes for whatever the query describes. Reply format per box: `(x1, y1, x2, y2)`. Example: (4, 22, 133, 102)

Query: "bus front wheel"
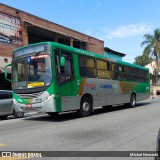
(79, 97, 92, 117)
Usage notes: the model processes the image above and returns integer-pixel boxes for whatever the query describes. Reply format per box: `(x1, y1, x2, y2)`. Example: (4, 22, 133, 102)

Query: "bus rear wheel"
(129, 94, 136, 108)
(79, 97, 92, 117)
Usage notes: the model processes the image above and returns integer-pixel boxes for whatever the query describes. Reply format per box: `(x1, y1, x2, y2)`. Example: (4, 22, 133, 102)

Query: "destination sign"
(13, 44, 48, 58)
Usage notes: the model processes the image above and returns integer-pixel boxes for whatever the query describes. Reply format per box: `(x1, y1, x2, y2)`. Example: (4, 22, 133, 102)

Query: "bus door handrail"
(4, 63, 12, 82)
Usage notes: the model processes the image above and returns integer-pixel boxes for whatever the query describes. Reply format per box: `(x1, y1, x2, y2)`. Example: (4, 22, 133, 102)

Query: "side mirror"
(60, 57, 65, 67)
(4, 63, 12, 82)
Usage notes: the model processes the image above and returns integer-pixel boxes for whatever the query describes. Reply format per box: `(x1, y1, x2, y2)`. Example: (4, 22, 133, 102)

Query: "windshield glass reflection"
(13, 54, 52, 89)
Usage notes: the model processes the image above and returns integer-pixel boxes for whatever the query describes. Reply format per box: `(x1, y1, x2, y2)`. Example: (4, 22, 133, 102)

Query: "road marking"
(0, 143, 7, 147)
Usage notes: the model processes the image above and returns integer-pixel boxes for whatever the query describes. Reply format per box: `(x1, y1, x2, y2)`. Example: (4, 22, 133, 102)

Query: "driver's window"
(55, 49, 74, 85)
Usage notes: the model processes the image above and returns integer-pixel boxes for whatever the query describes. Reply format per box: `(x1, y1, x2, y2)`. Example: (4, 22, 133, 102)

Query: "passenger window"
(132, 68, 140, 81)
(79, 55, 96, 78)
(97, 60, 108, 70)
(123, 66, 132, 81)
(111, 63, 123, 80)
(139, 69, 148, 82)
(97, 59, 110, 79)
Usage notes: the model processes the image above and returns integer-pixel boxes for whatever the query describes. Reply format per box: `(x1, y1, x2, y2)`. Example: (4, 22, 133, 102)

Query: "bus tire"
(79, 97, 92, 117)
(129, 94, 136, 108)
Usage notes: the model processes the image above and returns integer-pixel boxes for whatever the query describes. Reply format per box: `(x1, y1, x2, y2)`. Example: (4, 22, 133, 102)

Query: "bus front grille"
(17, 92, 43, 99)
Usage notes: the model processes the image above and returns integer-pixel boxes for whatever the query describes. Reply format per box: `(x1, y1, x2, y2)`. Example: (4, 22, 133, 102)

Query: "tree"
(134, 53, 153, 66)
(141, 28, 160, 70)
(141, 28, 160, 85)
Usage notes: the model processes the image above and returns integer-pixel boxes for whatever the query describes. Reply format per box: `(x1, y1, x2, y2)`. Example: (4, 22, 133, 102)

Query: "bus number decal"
(100, 84, 112, 89)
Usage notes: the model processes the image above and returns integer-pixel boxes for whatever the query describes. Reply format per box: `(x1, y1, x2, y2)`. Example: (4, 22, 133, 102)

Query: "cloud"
(103, 23, 152, 39)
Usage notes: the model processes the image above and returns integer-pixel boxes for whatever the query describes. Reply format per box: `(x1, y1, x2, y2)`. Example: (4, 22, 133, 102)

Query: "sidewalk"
(150, 94, 160, 99)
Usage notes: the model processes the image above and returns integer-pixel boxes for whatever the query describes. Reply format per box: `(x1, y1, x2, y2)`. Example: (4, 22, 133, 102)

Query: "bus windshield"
(12, 54, 52, 89)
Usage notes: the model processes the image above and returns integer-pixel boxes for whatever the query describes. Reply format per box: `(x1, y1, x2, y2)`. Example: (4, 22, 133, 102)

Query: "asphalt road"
(0, 96, 160, 160)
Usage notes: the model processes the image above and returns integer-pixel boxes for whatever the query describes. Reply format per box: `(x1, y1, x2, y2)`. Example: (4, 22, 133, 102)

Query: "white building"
(145, 60, 160, 86)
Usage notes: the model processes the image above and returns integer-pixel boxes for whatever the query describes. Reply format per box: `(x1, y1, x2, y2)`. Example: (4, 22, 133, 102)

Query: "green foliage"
(134, 53, 153, 66)
(141, 28, 160, 61)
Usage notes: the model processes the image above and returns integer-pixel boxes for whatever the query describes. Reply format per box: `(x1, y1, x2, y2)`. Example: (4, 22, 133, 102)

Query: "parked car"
(0, 90, 24, 119)
(155, 129, 160, 160)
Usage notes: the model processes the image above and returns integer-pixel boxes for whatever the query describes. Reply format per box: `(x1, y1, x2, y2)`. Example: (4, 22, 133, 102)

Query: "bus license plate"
(25, 104, 32, 108)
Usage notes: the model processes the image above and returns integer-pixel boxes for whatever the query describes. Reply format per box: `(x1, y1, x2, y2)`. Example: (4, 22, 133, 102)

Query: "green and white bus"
(5, 42, 150, 117)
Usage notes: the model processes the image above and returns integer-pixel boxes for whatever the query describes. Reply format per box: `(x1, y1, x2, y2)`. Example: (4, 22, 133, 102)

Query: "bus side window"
(139, 69, 148, 82)
(79, 55, 96, 78)
(132, 68, 140, 81)
(111, 63, 123, 80)
(97, 59, 111, 79)
(123, 66, 132, 81)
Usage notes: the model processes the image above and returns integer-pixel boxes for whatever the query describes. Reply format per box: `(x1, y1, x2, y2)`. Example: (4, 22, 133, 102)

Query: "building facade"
(0, 3, 104, 71)
(104, 47, 125, 61)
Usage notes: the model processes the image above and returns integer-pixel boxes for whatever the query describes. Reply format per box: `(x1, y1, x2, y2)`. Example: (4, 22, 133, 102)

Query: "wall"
(0, 3, 104, 62)
(104, 52, 123, 61)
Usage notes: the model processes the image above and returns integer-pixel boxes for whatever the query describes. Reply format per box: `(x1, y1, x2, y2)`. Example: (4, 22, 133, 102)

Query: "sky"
(1, 0, 160, 63)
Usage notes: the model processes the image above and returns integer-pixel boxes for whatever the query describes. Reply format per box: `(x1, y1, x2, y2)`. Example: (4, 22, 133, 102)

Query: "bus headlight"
(42, 94, 54, 104)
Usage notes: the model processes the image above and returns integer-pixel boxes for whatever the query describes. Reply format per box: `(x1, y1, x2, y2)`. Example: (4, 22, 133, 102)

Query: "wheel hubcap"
(82, 102, 90, 112)
(132, 97, 135, 106)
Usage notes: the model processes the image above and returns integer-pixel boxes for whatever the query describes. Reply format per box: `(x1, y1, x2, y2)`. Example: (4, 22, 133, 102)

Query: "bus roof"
(50, 42, 149, 71)
(13, 41, 149, 71)
(117, 60, 149, 70)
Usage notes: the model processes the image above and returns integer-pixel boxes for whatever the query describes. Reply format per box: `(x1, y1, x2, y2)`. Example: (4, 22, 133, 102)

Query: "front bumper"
(13, 98, 56, 113)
